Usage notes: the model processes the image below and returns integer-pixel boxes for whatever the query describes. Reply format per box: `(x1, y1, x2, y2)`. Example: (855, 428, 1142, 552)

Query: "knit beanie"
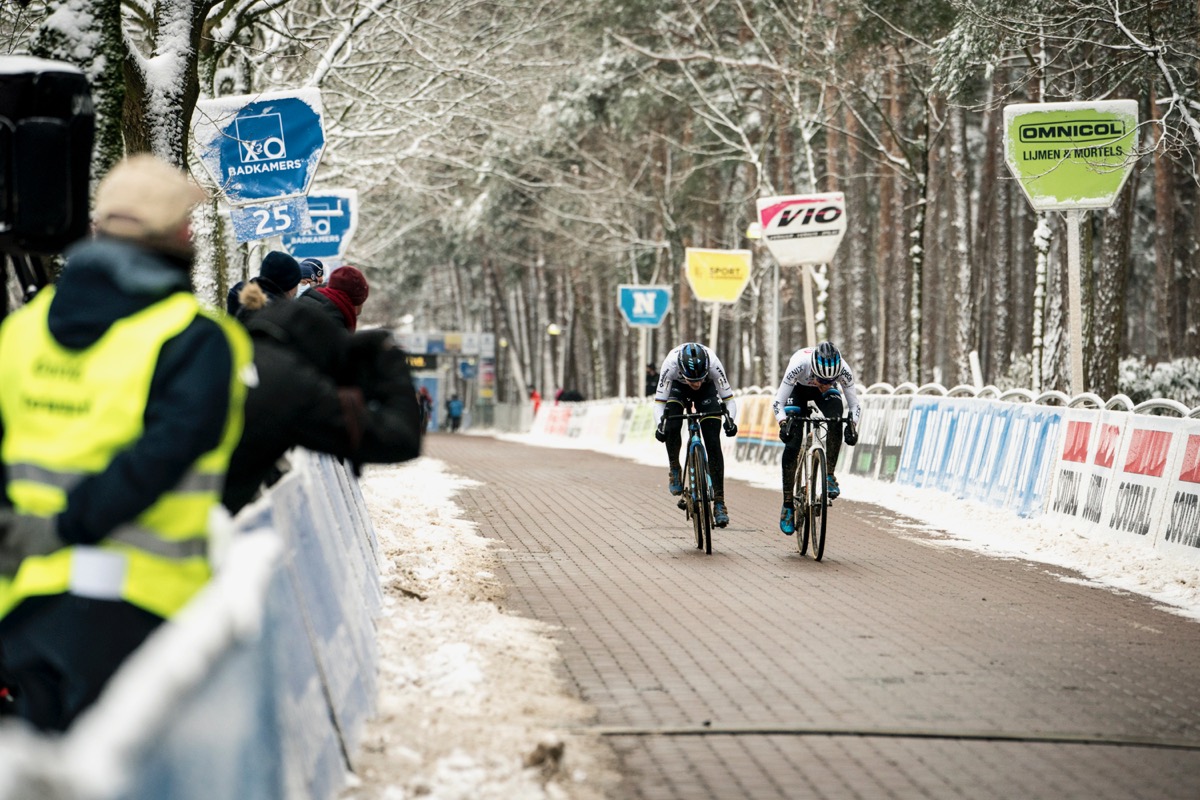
(328, 265, 369, 306)
(259, 251, 301, 292)
(300, 258, 325, 280)
(93, 154, 207, 252)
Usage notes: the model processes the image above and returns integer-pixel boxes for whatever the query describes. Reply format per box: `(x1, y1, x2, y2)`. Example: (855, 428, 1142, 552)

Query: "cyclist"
(653, 342, 739, 528)
(773, 341, 861, 534)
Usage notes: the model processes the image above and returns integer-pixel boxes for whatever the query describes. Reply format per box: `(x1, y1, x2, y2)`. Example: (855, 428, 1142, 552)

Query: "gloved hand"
(723, 418, 738, 437)
(654, 419, 668, 443)
(844, 420, 859, 446)
(778, 420, 793, 443)
(0, 510, 63, 577)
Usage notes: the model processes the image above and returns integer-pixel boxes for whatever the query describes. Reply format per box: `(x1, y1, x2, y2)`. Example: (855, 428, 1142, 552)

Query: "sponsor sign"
(1004, 100, 1137, 210)
(684, 248, 752, 303)
(756, 192, 847, 266)
(193, 88, 326, 205)
(617, 285, 672, 327)
(1162, 434, 1200, 553)
(281, 190, 357, 259)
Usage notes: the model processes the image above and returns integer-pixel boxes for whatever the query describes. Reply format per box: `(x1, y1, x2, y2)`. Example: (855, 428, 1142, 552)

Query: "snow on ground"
(343, 429, 1200, 797)
(341, 457, 620, 800)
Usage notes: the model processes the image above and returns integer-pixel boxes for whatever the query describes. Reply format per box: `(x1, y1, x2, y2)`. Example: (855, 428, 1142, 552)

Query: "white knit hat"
(93, 154, 207, 241)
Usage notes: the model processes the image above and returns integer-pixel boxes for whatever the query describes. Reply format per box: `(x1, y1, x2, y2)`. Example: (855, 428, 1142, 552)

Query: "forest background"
(3, 0, 1199, 405)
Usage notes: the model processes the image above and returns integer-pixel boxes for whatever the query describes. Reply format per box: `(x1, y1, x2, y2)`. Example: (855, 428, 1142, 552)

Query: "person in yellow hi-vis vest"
(0, 154, 252, 732)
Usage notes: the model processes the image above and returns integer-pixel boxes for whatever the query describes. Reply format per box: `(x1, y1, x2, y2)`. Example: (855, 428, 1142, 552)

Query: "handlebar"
(782, 406, 849, 424)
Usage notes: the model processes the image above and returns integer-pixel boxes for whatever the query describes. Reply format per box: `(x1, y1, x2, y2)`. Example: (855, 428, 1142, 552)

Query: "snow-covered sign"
(227, 196, 311, 243)
(280, 189, 357, 259)
(1004, 100, 1138, 211)
(755, 193, 847, 266)
(192, 88, 326, 205)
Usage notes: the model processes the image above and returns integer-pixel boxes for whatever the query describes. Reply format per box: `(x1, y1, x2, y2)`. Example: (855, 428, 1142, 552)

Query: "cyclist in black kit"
(653, 342, 739, 528)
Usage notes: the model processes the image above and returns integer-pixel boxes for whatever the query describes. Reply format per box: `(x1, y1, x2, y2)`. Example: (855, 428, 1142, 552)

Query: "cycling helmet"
(810, 341, 842, 381)
(677, 342, 709, 382)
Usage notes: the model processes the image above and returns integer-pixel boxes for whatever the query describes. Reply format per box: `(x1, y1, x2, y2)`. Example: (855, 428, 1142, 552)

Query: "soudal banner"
(1161, 431, 1200, 557)
(1098, 416, 1189, 544)
(756, 192, 847, 266)
(1045, 409, 1128, 534)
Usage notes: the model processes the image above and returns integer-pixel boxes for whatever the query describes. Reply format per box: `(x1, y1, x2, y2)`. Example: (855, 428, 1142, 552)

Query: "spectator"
(529, 388, 542, 416)
(560, 389, 585, 402)
(297, 264, 370, 331)
(0, 154, 252, 731)
(645, 363, 659, 396)
(296, 260, 320, 295)
(226, 251, 301, 321)
(445, 394, 465, 432)
(417, 386, 434, 432)
(222, 299, 423, 513)
(299, 257, 324, 290)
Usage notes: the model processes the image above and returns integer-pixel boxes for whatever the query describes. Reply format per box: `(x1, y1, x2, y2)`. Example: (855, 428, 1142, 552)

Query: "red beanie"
(329, 266, 369, 306)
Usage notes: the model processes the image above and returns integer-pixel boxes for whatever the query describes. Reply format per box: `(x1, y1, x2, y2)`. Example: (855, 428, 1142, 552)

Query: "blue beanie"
(259, 251, 301, 292)
(299, 258, 325, 279)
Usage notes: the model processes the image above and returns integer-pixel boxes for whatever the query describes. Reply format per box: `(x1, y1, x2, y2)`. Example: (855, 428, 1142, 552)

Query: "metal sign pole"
(1065, 209, 1085, 395)
(801, 263, 817, 348)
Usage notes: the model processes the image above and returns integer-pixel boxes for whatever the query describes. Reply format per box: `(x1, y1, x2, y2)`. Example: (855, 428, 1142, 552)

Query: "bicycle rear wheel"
(691, 444, 713, 554)
(808, 447, 828, 560)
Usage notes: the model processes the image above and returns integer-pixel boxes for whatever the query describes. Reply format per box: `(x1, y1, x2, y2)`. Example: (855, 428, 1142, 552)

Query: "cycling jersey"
(773, 346, 862, 423)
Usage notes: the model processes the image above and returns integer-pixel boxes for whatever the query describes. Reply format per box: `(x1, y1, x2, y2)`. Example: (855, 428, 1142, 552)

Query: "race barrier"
(528, 386, 1200, 564)
(0, 450, 380, 800)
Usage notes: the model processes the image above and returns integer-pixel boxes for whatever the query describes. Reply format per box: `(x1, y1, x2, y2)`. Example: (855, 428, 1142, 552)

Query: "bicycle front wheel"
(691, 444, 713, 554)
(795, 446, 810, 556)
(808, 446, 828, 560)
(687, 445, 705, 551)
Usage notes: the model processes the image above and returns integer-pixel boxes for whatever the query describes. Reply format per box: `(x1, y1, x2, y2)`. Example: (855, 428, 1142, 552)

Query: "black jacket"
(0, 237, 233, 545)
(222, 300, 423, 513)
(296, 287, 349, 330)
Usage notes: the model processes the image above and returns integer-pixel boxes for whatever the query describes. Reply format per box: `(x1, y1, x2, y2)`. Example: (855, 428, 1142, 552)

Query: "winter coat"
(232, 277, 291, 325)
(297, 284, 358, 330)
(222, 299, 423, 513)
(0, 237, 234, 546)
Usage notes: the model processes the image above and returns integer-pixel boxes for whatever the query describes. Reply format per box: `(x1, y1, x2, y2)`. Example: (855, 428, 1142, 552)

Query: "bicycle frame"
(666, 409, 724, 555)
(783, 404, 848, 561)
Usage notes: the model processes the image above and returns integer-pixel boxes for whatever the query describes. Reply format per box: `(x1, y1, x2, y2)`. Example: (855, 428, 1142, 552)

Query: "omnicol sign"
(1004, 100, 1138, 211)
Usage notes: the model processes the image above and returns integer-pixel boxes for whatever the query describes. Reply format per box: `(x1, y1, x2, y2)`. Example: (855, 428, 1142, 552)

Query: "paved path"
(427, 433, 1200, 799)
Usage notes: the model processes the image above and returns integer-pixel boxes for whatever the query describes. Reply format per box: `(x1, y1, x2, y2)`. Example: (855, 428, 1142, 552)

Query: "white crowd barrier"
(0, 450, 380, 800)
(529, 386, 1200, 566)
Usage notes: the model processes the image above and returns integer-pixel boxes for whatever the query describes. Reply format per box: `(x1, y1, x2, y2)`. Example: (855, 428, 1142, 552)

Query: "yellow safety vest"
(0, 287, 251, 619)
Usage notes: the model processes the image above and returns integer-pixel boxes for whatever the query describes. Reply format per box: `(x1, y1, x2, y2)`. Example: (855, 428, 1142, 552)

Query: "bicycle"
(668, 410, 726, 555)
(782, 405, 849, 561)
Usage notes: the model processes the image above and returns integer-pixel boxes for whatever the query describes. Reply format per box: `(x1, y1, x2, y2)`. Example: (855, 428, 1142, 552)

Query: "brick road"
(427, 432, 1200, 799)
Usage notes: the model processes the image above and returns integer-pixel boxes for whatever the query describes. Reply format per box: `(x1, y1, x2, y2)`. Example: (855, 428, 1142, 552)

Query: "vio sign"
(617, 285, 671, 327)
(756, 192, 847, 266)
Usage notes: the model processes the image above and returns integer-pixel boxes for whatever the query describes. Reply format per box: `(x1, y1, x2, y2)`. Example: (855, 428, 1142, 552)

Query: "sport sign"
(684, 248, 752, 304)
(1004, 100, 1137, 211)
(193, 88, 326, 205)
(756, 192, 846, 266)
(617, 285, 671, 327)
